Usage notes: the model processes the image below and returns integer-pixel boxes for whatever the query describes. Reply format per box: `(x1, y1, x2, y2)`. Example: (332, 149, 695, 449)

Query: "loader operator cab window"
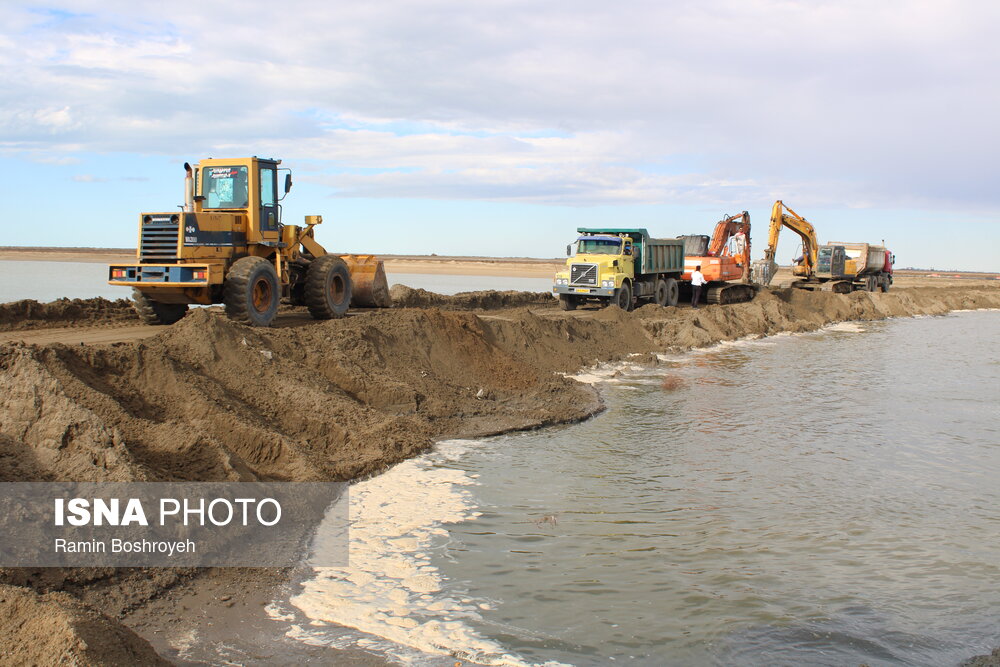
(260, 166, 278, 232)
(577, 237, 622, 255)
(202, 166, 249, 209)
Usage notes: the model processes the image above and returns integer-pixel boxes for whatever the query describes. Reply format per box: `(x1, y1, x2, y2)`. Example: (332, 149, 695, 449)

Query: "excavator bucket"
(751, 258, 778, 286)
(340, 254, 393, 308)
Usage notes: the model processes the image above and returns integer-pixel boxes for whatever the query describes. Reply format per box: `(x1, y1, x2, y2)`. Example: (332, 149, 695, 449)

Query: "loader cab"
(196, 157, 283, 245)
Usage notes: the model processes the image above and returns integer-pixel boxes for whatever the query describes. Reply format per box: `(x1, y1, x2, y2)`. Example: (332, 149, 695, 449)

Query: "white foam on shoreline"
(564, 360, 646, 384)
(280, 440, 563, 666)
(823, 321, 867, 333)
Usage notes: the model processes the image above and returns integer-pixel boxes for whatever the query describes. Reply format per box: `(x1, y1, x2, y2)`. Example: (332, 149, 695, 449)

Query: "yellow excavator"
(108, 157, 391, 327)
(752, 200, 894, 293)
(752, 200, 823, 288)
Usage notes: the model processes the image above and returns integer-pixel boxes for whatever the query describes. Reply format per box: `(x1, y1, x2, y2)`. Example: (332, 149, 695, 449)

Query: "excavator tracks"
(706, 283, 757, 305)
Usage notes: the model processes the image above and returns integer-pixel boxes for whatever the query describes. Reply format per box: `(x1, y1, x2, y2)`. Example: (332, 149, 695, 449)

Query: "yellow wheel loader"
(108, 157, 391, 327)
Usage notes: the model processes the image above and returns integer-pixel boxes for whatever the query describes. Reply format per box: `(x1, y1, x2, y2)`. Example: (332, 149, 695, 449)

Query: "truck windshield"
(201, 166, 249, 209)
(577, 237, 622, 254)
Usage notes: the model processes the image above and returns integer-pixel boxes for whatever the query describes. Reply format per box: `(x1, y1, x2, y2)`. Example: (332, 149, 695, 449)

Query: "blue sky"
(2, 1, 998, 271)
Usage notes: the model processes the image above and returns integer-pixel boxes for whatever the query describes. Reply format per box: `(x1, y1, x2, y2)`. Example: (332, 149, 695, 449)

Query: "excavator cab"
(817, 245, 846, 277)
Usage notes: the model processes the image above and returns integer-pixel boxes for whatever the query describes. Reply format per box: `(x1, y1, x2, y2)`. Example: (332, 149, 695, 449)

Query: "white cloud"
(1, 0, 999, 212)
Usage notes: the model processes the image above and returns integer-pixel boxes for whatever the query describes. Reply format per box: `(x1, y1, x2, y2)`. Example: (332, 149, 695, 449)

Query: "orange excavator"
(680, 211, 757, 304)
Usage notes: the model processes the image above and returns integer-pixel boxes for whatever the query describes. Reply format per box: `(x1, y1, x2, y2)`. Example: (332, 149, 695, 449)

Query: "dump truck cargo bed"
(827, 242, 888, 274)
(576, 228, 685, 276)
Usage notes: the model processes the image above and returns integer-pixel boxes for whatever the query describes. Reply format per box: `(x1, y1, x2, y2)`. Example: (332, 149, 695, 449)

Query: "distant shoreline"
(0, 247, 565, 278)
(0, 247, 996, 280)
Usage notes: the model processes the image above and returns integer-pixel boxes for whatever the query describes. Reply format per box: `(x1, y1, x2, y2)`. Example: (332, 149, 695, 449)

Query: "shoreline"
(1, 247, 997, 283)
(2, 285, 1000, 663)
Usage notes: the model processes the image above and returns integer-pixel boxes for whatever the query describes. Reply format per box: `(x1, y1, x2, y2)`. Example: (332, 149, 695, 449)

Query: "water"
(0, 261, 125, 302)
(0, 260, 551, 303)
(284, 311, 1000, 666)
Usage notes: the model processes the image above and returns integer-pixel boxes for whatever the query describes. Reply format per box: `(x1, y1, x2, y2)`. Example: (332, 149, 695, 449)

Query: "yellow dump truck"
(553, 227, 686, 310)
(108, 157, 390, 326)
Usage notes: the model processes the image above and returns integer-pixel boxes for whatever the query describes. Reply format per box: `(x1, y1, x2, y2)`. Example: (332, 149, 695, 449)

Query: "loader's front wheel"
(305, 254, 353, 319)
(224, 256, 280, 327)
(132, 289, 188, 325)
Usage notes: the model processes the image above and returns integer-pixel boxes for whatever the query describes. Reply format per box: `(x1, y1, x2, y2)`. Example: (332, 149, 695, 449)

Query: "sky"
(1, 1, 998, 270)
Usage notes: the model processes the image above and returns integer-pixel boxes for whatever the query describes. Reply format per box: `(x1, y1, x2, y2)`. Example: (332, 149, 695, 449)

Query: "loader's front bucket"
(341, 254, 393, 307)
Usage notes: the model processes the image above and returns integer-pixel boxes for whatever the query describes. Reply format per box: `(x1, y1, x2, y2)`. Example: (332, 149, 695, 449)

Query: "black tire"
(880, 275, 890, 293)
(304, 254, 352, 319)
(132, 289, 188, 325)
(663, 277, 679, 307)
(224, 256, 280, 327)
(558, 294, 577, 311)
(614, 281, 633, 311)
(868, 275, 878, 292)
(654, 279, 668, 307)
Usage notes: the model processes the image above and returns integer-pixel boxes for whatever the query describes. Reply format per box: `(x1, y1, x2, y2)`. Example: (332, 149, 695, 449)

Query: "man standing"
(691, 265, 706, 309)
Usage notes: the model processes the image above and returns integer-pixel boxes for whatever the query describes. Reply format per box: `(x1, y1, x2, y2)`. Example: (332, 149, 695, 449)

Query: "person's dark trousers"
(692, 285, 702, 308)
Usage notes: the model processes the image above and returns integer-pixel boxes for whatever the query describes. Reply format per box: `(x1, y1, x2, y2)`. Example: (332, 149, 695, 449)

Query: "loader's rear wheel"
(132, 289, 188, 325)
(305, 254, 352, 320)
(558, 294, 578, 311)
(224, 256, 280, 327)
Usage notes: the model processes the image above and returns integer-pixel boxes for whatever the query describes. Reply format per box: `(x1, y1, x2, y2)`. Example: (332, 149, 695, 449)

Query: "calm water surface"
(0, 260, 551, 303)
(282, 312, 1000, 666)
(425, 311, 1000, 666)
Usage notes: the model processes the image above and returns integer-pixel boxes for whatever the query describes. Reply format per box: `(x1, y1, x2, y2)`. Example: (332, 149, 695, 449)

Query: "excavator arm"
(752, 201, 818, 285)
(708, 211, 752, 282)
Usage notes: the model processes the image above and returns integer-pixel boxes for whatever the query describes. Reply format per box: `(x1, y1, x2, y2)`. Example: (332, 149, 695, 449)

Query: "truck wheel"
(132, 289, 188, 325)
(305, 254, 353, 319)
(880, 275, 890, 293)
(558, 294, 577, 311)
(868, 275, 878, 292)
(614, 282, 633, 311)
(664, 278, 679, 306)
(654, 280, 668, 306)
(224, 256, 280, 327)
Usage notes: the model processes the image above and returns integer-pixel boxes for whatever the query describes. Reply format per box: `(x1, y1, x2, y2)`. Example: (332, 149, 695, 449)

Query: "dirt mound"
(0, 305, 619, 484)
(0, 297, 136, 332)
(964, 648, 1000, 667)
(389, 284, 554, 309)
(0, 584, 168, 666)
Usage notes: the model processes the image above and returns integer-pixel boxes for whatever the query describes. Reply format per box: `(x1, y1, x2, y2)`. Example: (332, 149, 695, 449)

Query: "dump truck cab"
(554, 233, 635, 303)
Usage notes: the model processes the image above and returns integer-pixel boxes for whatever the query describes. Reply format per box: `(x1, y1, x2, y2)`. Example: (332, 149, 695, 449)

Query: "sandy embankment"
(1, 283, 999, 664)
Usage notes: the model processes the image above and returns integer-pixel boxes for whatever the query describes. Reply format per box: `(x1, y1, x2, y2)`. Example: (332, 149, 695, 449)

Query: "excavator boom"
(752, 200, 819, 286)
